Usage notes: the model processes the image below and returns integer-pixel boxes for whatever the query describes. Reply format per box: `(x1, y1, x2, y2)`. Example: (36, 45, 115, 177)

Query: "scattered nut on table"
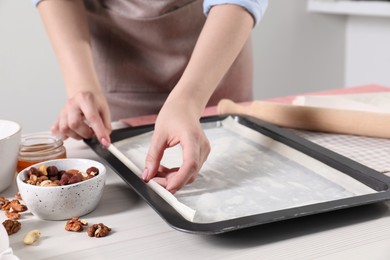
(5, 209, 21, 220)
(2, 219, 21, 235)
(9, 199, 27, 212)
(0, 196, 7, 207)
(65, 216, 88, 232)
(23, 229, 41, 245)
(87, 223, 111, 238)
(15, 192, 22, 200)
(1, 198, 28, 220)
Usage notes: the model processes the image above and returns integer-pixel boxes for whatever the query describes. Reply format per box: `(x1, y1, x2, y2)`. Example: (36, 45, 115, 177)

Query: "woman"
(32, 0, 268, 193)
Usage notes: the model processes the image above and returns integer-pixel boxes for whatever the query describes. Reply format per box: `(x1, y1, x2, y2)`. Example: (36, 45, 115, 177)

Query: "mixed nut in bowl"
(16, 158, 106, 220)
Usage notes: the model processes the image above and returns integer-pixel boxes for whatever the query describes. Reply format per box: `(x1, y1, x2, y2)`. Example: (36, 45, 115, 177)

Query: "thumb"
(142, 136, 166, 182)
(99, 109, 112, 147)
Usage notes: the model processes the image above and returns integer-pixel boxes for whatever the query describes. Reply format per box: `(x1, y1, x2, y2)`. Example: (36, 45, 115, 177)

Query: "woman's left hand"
(142, 99, 210, 194)
(142, 4, 254, 193)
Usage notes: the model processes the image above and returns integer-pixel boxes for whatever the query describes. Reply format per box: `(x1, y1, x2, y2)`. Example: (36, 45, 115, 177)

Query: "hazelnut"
(68, 174, 82, 185)
(86, 167, 99, 176)
(27, 167, 40, 177)
(59, 173, 71, 185)
(46, 166, 59, 178)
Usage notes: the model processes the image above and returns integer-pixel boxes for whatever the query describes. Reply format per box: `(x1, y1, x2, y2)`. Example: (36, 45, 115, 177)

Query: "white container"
(0, 223, 20, 260)
(0, 120, 22, 193)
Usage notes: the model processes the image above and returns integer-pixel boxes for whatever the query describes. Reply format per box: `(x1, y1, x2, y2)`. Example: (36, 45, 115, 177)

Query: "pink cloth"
(266, 84, 390, 104)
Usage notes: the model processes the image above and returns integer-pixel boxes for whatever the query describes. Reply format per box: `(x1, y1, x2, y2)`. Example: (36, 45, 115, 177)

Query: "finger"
(58, 118, 83, 140)
(67, 104, 95, 139)
(155, 165, 179, 176)
(100, 105, 112, 136)
(57, 109, 83, 140)
(186, 175, 196, 184)
(153, 167, 179, 179)
(79, 97, 111, 146)
(167, 133, 210, 192)
(152, 177, 168, 189)
(143, 134, 167, 182)
(154, 167, 196, 184)
(99, 109, 112, 147)
(152, 167, 194, 191)
(165, 136, 201, 193)
(51, 118, 68, 140)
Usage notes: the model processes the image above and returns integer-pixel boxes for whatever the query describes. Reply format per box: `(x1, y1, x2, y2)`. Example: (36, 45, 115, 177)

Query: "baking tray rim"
(84, 115, 390, 235)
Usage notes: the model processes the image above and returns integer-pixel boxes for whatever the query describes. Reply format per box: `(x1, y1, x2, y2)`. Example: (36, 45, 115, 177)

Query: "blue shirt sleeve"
(32, 0, 41, 6)
(32, 0, 268, 25)
(203, 0, 268, 26)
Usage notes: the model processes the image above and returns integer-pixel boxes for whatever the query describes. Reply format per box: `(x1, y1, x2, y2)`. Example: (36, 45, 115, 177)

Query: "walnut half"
(2, 219, 21, 235)
(87, 223, 111, 238)
(65, 216, 88, 232)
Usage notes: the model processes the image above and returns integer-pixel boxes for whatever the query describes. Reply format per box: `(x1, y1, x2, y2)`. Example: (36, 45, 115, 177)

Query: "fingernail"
(101, 138, 110, 148)
(142, 168, 149, 181)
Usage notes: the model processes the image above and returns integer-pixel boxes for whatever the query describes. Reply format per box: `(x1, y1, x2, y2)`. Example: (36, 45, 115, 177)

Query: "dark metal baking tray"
(85, 115, 390, 234)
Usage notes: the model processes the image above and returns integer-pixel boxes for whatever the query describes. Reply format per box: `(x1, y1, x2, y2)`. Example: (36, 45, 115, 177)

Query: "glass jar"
(17, 132, 67, 172)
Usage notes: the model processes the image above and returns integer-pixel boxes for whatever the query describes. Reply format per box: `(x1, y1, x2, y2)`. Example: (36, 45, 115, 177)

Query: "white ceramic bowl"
(16, 158, 106, 220)
(0, 223, 20, 260)
(0, 120, 22, 193)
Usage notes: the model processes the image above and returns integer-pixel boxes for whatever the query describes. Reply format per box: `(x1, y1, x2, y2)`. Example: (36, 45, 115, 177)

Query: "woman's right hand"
(51, 91, 112, 147)
(37, 1, 111, 146)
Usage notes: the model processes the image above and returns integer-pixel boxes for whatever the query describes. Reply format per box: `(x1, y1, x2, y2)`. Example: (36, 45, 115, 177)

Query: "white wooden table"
(2, 135, 390, 260)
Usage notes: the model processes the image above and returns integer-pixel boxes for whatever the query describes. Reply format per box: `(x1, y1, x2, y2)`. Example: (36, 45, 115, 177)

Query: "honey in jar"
(17, 132, 67, 172)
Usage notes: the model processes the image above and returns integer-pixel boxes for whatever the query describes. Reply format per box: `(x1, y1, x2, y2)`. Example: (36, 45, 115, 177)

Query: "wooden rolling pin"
(217, 99, 390, 139)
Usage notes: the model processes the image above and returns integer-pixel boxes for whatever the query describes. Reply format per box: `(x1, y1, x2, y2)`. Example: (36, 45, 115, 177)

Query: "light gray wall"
(0, 0, 65, 134)
(1, 0, 346, 134)
(253, 0, 346, 99)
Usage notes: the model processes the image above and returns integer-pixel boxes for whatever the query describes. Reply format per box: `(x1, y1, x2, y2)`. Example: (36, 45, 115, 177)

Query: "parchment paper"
(113, 117, 377, 223)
